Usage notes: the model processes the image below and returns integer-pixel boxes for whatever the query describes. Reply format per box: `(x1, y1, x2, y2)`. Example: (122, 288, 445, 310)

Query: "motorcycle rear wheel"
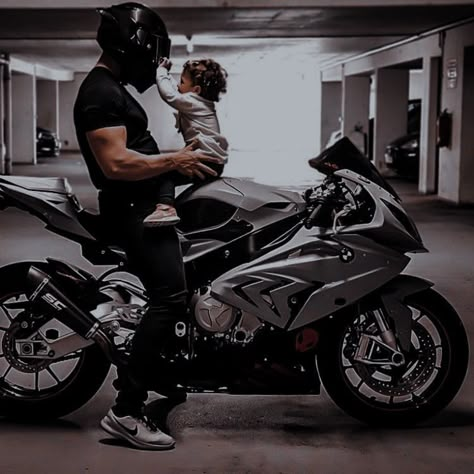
(317, 288, 469, 426)
(0, 262, 111, 419)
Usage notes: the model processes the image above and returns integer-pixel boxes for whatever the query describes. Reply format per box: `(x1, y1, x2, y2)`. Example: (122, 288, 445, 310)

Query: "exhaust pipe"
(26, 266, 117, 362)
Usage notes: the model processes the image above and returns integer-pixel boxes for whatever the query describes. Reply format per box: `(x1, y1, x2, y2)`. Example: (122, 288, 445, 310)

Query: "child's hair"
(183, 59, 228, 102)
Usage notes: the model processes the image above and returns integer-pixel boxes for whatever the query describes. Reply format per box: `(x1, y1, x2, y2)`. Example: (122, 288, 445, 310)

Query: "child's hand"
(159, 58, 172, 70)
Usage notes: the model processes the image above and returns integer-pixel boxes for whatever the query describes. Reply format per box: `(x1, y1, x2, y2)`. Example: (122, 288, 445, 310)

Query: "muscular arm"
(86, 125, 219, 181)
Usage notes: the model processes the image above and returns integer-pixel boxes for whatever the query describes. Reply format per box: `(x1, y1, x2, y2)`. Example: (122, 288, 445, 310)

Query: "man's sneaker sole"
(100, 416, 175, 451)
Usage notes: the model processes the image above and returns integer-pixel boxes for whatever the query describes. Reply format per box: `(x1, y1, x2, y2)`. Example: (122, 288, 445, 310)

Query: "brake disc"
(353, 322, 437, 397)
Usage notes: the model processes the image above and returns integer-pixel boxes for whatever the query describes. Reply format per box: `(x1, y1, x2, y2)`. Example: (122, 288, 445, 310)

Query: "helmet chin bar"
(121, 55, 158, 93)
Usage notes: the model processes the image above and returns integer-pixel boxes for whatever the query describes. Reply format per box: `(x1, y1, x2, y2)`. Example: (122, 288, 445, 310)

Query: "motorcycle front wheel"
(0, 262, 111, 419)
(317, 288, 469, 426)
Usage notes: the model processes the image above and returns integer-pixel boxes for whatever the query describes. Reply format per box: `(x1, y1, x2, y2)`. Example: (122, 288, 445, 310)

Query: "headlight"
(37, 132, 43, 140)
(401, 138, 419, 150)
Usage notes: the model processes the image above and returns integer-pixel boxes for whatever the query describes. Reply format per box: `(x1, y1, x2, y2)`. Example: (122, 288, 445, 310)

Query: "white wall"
(409, 70, 423, 100)
(66, 67, 321, 185)
(136, 68, 322, 185)
(320, 81, 342, 149)
(419, 56, 441, 194)
(37, 80, 59, 134)
(373, 68, 409, 170)
(128, 76, 184, 152)
(438, 22, 474, 203)
(342, 74, 370, 153)
(460, 46, 474, 203)
(12, 73, 36, 164)
(59, 73, 86, 150)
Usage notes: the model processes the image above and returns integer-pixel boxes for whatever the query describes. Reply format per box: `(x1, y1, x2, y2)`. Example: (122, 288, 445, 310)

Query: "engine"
(193, 288, 263, 345)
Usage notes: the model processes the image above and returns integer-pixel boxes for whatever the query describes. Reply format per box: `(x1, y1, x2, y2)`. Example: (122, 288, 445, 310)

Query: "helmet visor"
(135, 28, 171, 64)
(153, 34, 171, 63)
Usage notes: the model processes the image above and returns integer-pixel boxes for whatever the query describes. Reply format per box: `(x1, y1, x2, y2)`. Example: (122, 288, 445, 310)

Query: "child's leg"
(143, 177, 180, 227)
(155, 176, 176, 206)
(143, 161, 224, 227)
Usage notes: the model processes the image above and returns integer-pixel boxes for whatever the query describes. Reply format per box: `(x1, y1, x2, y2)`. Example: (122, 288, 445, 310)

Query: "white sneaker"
(100, 409, 175, 450)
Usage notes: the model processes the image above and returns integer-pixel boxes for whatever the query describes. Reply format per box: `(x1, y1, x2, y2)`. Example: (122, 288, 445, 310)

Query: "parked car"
(36, 126, 60, 157)
(384, 100, 421, 178)
(384, 132, 420, 178)
(325, 100, 422, 177)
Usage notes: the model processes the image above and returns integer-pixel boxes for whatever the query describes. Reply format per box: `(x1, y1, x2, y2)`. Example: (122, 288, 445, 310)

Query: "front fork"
(354, 308, 406, 367)
(370, 308, 398, 349)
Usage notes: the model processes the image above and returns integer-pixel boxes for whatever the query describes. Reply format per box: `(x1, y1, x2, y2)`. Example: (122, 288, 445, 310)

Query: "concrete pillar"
(320, 81, 342, 150)
(373, 68, 409, 171)
(12, 72, 36, 164)
(460, 46, 474, 203)
(0, 64, 4, 174)
(37, 79, 59, 137)
(342, 73, 370, 154)
(438, 23, 474, 204)
(419, 57, 440, 194)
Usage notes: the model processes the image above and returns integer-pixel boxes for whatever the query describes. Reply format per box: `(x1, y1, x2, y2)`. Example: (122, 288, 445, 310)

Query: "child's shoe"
(143, 204, 180, 227)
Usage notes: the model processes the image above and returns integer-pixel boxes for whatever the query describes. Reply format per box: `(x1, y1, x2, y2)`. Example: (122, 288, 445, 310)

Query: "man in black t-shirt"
(74, 3, 222, 450)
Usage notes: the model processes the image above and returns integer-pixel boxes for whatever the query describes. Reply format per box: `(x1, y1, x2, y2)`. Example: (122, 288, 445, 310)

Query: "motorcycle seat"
(77, 208, 190, 266)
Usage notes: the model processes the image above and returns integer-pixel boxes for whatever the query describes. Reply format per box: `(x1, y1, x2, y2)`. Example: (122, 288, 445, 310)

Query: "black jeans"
(156, 162, 225, 206)
(99, 191, 188, 416)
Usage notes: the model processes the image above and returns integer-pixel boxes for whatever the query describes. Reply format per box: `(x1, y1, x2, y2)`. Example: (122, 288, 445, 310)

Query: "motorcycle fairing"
(0, 176, 94, 241)
(333, 169, 425, 252)
(211, 227, 409, 330)
(178, 177, 305, 214)
(177, 177, 306, 262)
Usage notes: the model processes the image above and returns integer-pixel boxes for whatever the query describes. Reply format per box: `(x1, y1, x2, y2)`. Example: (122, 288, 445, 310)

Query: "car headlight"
(37, 132, 43, 140)
(401, 138, 419, 150)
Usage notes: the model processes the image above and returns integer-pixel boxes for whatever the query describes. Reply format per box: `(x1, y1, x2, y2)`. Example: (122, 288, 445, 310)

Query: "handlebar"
(304, 203, 325, 229)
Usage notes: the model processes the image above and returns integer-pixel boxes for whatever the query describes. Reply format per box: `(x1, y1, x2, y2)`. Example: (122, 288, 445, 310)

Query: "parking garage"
(0, 1, 473, 473)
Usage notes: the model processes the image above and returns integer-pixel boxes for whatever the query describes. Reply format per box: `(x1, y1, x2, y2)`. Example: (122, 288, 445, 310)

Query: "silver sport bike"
(0, 137, 469, 426)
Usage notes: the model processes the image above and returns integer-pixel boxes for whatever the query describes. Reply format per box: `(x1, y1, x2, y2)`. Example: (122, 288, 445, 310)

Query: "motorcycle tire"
(317, 288, 469, 427)
(0, 262, 111, 419)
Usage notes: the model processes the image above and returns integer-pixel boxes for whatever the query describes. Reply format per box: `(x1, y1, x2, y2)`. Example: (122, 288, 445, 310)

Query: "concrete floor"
(0, 154, 473, 474)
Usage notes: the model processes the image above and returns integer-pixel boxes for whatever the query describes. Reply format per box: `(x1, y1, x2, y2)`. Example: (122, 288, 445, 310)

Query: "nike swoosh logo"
(116, 419, 138, 437)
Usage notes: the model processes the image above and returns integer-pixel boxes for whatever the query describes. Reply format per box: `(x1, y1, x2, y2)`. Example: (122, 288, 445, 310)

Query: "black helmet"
(97, 2, 171, 92)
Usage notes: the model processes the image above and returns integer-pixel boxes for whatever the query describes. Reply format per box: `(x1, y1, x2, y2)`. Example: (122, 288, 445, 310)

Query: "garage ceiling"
(1, 4, 474, 73)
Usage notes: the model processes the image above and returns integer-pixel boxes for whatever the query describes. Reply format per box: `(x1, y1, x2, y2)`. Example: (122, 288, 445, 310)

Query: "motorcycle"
(0, 137, 468, 426)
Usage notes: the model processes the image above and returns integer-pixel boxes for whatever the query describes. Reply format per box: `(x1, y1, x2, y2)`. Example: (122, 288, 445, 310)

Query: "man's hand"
(172, 141, 224, 180)
(159, 58, 172, 70)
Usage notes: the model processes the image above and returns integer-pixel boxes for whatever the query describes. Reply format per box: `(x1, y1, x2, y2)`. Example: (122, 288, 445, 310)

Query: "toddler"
(144, 58, 229, 226)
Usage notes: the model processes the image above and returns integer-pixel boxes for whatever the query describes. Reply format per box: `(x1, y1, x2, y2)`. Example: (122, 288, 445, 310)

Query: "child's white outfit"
(155, 66, 229, 162)
(142, 67, 228, 227)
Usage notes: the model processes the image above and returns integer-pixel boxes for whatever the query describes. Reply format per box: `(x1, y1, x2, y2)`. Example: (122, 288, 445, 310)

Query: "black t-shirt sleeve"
(78, 80, 126, 132)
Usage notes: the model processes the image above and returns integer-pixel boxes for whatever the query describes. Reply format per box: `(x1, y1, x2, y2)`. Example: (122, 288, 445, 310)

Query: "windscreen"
(309, 137, 401, 201)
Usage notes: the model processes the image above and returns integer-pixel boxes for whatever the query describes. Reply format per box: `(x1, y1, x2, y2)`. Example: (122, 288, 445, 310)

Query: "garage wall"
(12, 73, 36, 164)
(320, 81, 342, 149)
(128, 77, 184, 152)
(61, 68, 321, 184)
(460, 46, 474, 202)
(438, 22, 474, 203)
(59, 73, 87, 151)
(132, 68, 322, 184)
(409, 70, 423, 100)
(37, 80, 59, 134)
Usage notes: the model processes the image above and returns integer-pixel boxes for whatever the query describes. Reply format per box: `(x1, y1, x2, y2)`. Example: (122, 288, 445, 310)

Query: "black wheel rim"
(0, 289, 87, 401)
